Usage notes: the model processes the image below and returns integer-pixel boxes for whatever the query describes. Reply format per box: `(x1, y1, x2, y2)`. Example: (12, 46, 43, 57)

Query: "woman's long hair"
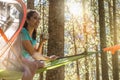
(23, 10, 37, 40)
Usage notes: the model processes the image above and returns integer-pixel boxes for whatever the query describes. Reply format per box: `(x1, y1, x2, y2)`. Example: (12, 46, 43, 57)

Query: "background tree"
(98, 0, 109, 80)
(91, 0, 100, 80)
(46, 0, 65, 80)
(112, 0, 119, 80)
(27, 0, 34, 9)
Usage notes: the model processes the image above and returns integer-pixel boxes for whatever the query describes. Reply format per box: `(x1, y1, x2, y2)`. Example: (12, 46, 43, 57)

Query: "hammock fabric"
(103, 45, 120, 54)
(0, 51, 97, 80)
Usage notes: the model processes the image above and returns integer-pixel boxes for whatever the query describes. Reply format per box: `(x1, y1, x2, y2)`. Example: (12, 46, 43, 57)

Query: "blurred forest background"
(24, 0, 120, 80)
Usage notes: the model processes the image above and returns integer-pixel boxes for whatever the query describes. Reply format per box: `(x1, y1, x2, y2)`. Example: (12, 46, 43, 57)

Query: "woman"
(20, 9, 57, 80)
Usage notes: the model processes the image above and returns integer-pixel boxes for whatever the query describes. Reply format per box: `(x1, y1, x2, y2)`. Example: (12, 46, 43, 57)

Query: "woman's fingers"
(49, 55, 59, 60)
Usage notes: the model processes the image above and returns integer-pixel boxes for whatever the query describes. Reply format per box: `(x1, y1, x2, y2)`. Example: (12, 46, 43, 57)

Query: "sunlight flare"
(68, 2, 82, 17)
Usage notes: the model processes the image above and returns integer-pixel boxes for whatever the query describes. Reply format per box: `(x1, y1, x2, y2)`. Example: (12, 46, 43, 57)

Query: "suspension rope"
(0, 28, 8, 42)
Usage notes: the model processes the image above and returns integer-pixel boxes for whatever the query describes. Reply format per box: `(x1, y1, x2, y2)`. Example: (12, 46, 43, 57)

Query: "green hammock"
(0, 51, 98, 80)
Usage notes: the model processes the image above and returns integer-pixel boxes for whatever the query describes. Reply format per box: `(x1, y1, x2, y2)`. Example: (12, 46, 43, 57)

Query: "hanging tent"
(0, 0, 26, 79)
(0, 0, 98, 80)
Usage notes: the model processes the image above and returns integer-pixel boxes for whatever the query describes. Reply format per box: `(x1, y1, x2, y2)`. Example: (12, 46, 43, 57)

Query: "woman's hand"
(40, 33, 49, 43)
(32, 52, 48, 61)
(44, 55, 58, 61)
(35, 60, 45, 68)
(49, 55, 59, 61)
(37, 34, 48, 52)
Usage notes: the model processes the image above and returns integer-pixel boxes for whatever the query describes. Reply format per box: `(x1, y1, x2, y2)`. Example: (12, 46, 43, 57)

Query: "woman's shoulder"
(21, 28, 29, 35)
(21, 28, 27, 32)
(21, 28, 30, 40)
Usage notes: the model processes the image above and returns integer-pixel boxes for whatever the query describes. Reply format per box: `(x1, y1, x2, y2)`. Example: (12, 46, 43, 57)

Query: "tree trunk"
(27, 0, 34, 9)
(92, 1, 100, 79)
(73, 23, 80, 80)
(82, 0, 89, 80)
(46, 0, 65, 80)
(94, 14, 100, 80)
(98, 0, 109, 80)
(112, 0, 119, 80)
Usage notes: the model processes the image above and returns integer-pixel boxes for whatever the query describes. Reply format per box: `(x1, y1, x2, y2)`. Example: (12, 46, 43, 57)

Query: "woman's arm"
(22, 40, 35, 55)
(37, 41, 45, 54)
(32, 52, 51, 61)
(22, 40, 51, 61)
(36, 34, 47, 54)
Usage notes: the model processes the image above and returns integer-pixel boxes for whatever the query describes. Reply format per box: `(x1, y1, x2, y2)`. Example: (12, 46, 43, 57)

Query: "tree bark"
(112, 0, 119, 80)
(46, 0, 65, 80)
(98, 0, 109, 80)
(27, 0, 34, 9)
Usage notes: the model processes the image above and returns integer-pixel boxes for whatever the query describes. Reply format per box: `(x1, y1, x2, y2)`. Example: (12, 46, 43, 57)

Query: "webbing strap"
(0, 28, 8, 42)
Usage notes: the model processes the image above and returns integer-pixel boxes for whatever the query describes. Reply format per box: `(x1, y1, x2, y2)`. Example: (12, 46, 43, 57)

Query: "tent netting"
(0, 0, 26, 77)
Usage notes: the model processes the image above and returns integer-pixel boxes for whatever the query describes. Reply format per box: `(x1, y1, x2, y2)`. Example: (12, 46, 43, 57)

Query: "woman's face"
(27, 12, 40, 29)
